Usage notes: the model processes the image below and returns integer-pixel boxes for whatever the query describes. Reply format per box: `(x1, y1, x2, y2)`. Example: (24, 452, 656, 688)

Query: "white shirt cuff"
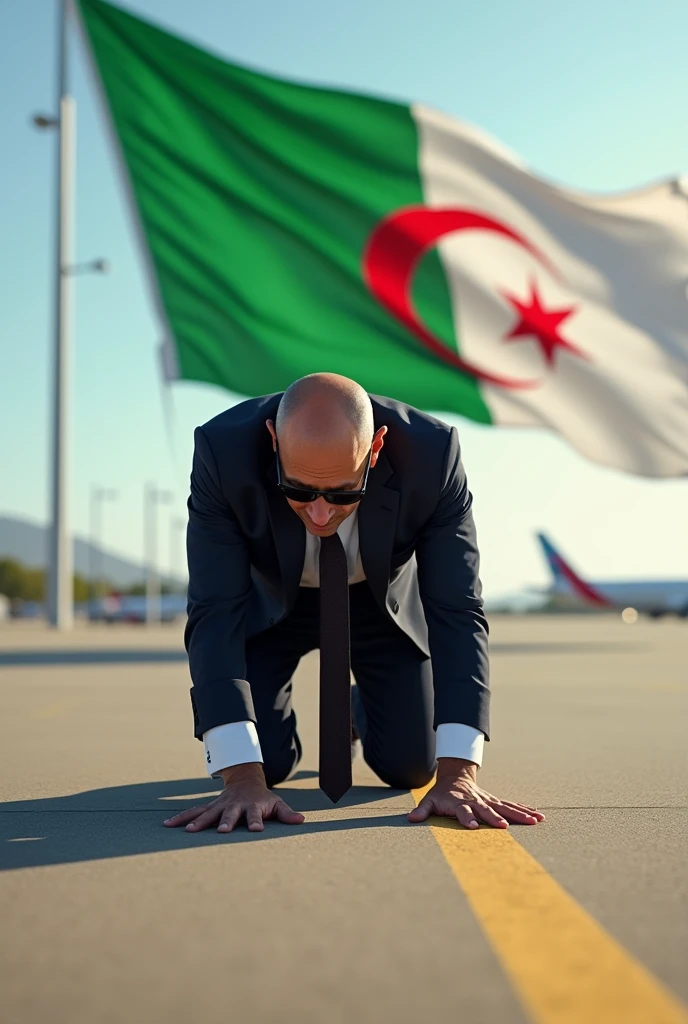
(203, 721, 264, 778)
(435, 723, 485, 767)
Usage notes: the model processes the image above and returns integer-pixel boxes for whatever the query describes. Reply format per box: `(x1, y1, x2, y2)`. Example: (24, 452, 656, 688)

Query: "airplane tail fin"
(536, 532, 611, 607)
(536, 533, 568, 587)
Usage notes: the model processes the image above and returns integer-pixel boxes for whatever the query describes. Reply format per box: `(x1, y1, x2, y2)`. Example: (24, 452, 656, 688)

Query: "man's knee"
(261, 738, 301, 789)
(365, 752, 436, 791)
(262, 754, 295, 789)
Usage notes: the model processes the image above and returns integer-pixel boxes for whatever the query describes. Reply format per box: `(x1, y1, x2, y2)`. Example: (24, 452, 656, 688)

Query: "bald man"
(165, 374, 544, 834)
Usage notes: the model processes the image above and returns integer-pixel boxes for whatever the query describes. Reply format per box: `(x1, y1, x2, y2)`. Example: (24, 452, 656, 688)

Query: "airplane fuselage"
(551, 578, 688, 616)
(537, 532, 688, 617)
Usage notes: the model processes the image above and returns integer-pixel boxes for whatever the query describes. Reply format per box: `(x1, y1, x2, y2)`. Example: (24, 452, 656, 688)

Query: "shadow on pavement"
(0, 774, 410, 871)
(490, 642, 650, 655)
(0, 641, 648, 667)
(0, 649, 187, 666)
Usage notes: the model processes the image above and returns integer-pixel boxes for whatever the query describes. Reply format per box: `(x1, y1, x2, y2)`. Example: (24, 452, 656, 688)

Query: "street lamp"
(65, 259, 110, 276)
(89, 486, 118, 617)
(32, 113, 59, 129)
(144, 484, 174, 625)
(169, 517, 187, 588)
(32, 25, 111, 631)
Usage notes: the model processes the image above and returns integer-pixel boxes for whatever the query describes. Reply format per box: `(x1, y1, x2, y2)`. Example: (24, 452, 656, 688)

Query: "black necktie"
(318, 532, 352, 803)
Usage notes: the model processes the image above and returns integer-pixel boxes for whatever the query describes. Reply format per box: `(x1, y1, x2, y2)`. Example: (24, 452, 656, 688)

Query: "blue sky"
(1, 0, 687, 595)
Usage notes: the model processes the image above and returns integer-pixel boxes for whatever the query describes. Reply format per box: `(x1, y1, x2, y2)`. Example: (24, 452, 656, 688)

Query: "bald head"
(276, 373, 374, 453)
(267, 374, 385, 537)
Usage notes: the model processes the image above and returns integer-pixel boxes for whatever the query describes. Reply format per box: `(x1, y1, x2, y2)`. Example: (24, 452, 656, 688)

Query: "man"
(164, 374, 544, 834)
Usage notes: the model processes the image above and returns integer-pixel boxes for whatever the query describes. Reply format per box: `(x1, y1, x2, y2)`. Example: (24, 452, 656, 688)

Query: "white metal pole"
(145, 483, 161, 625)
(94, 489, 103, 601)
(48, 0, 74, 630)
(169, 519, 176, 587)
(89, 486, 116, 621)
(170, 518, 186, 587)
(89, 485, 98, 617)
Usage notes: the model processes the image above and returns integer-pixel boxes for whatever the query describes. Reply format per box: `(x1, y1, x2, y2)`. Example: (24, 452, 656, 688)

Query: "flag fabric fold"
(77, 0, 688, 476)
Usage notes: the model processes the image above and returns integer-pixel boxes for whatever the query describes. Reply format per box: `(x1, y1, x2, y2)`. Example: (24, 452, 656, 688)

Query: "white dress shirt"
(203, 509, 485, 776)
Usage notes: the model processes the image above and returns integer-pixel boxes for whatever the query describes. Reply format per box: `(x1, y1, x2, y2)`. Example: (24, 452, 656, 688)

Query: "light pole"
(144, 484, 173, 624)
(169, 517, 187, 589)
(65, 259, 110, 277)
(89, 486, 117, 616)
(32, 1, 109, 630)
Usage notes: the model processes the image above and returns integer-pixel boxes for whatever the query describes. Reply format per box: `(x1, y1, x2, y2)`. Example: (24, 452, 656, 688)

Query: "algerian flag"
(78, 0, 688, 477)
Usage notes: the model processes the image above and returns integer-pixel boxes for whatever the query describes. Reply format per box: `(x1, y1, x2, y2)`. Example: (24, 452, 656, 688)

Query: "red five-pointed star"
(501, 278, 586, 367)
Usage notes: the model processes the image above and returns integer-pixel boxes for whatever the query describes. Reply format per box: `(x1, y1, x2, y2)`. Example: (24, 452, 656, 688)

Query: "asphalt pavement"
(1, 615, 686, 1024)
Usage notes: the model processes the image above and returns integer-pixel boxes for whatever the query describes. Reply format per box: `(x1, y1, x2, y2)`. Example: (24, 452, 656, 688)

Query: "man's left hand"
(407, 758, 545, 829)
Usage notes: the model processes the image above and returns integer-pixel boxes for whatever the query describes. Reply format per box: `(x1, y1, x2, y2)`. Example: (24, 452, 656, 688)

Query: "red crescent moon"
(362, 206, 559, 390)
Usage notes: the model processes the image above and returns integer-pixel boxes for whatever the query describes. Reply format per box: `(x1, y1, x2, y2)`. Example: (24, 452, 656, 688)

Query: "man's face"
(266, 422, 386, 537)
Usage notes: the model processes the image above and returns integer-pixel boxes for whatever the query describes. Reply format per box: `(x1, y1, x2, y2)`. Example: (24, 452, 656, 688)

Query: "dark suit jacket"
(185, 393, 490, 742)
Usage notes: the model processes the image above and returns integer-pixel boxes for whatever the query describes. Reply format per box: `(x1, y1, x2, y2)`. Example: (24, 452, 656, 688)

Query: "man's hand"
(407, 757, 545, 829)
(163, 763, 305, 833)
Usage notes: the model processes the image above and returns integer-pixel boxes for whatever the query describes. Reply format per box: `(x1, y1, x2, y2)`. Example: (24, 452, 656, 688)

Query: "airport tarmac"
(1, 614, 686, 1024)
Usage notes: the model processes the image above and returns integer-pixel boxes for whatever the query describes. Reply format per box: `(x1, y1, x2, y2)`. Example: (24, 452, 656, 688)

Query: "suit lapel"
(358, 451, 399, 609)
(266, 464, 306, 610)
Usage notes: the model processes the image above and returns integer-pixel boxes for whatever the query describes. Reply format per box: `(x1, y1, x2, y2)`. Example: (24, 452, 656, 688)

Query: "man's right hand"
(163, 763, 305, 833)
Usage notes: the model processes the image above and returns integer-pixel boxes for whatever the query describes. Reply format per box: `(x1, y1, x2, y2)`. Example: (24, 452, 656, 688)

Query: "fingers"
(483, 794, 545, 821)
(407, 799, 433, 823)
(474, 802, 509, 828)
(170, 798, 306, 835)
(217, 804, 243, 834)
(185, 804, 222, 832)
(491, 803, 541, 825)
(244, 803, 264, 832)
(163, 805, 210, 829)
(407, 782, 545, 831)
(455, 803, 479, 829)
(274, 800, 306, 825)
(471, 788, 545, 825)
(498, 800, 546, 822)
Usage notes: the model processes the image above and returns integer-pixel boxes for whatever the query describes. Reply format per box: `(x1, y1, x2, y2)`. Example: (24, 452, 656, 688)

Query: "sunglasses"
(275, 444, 372, 505)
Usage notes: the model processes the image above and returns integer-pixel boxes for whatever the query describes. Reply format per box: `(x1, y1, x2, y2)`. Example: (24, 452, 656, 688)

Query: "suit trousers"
(246, 582, 437, 790)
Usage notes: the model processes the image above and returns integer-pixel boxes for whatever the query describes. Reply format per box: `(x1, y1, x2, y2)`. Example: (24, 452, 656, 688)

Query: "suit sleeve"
(184, 426, 256, 739)
(415, 428, 490, 739)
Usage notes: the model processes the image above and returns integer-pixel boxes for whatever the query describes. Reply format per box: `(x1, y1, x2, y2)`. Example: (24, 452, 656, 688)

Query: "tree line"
(0, 557, 183, 605)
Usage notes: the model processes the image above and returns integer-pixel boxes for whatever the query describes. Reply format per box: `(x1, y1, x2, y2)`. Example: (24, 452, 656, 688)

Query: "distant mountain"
(0, 515, 186, 589)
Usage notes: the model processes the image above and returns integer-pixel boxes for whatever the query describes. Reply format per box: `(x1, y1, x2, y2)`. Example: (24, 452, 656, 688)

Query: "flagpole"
(144, 484, 173, 625)
(47, 0, 75, 629)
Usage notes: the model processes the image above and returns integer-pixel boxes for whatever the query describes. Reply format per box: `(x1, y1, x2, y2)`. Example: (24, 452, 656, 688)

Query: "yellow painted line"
(412, 785, 688, 1024)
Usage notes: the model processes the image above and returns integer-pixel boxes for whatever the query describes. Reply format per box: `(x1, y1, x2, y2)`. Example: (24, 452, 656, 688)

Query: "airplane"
(536, 532, 688, 619)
